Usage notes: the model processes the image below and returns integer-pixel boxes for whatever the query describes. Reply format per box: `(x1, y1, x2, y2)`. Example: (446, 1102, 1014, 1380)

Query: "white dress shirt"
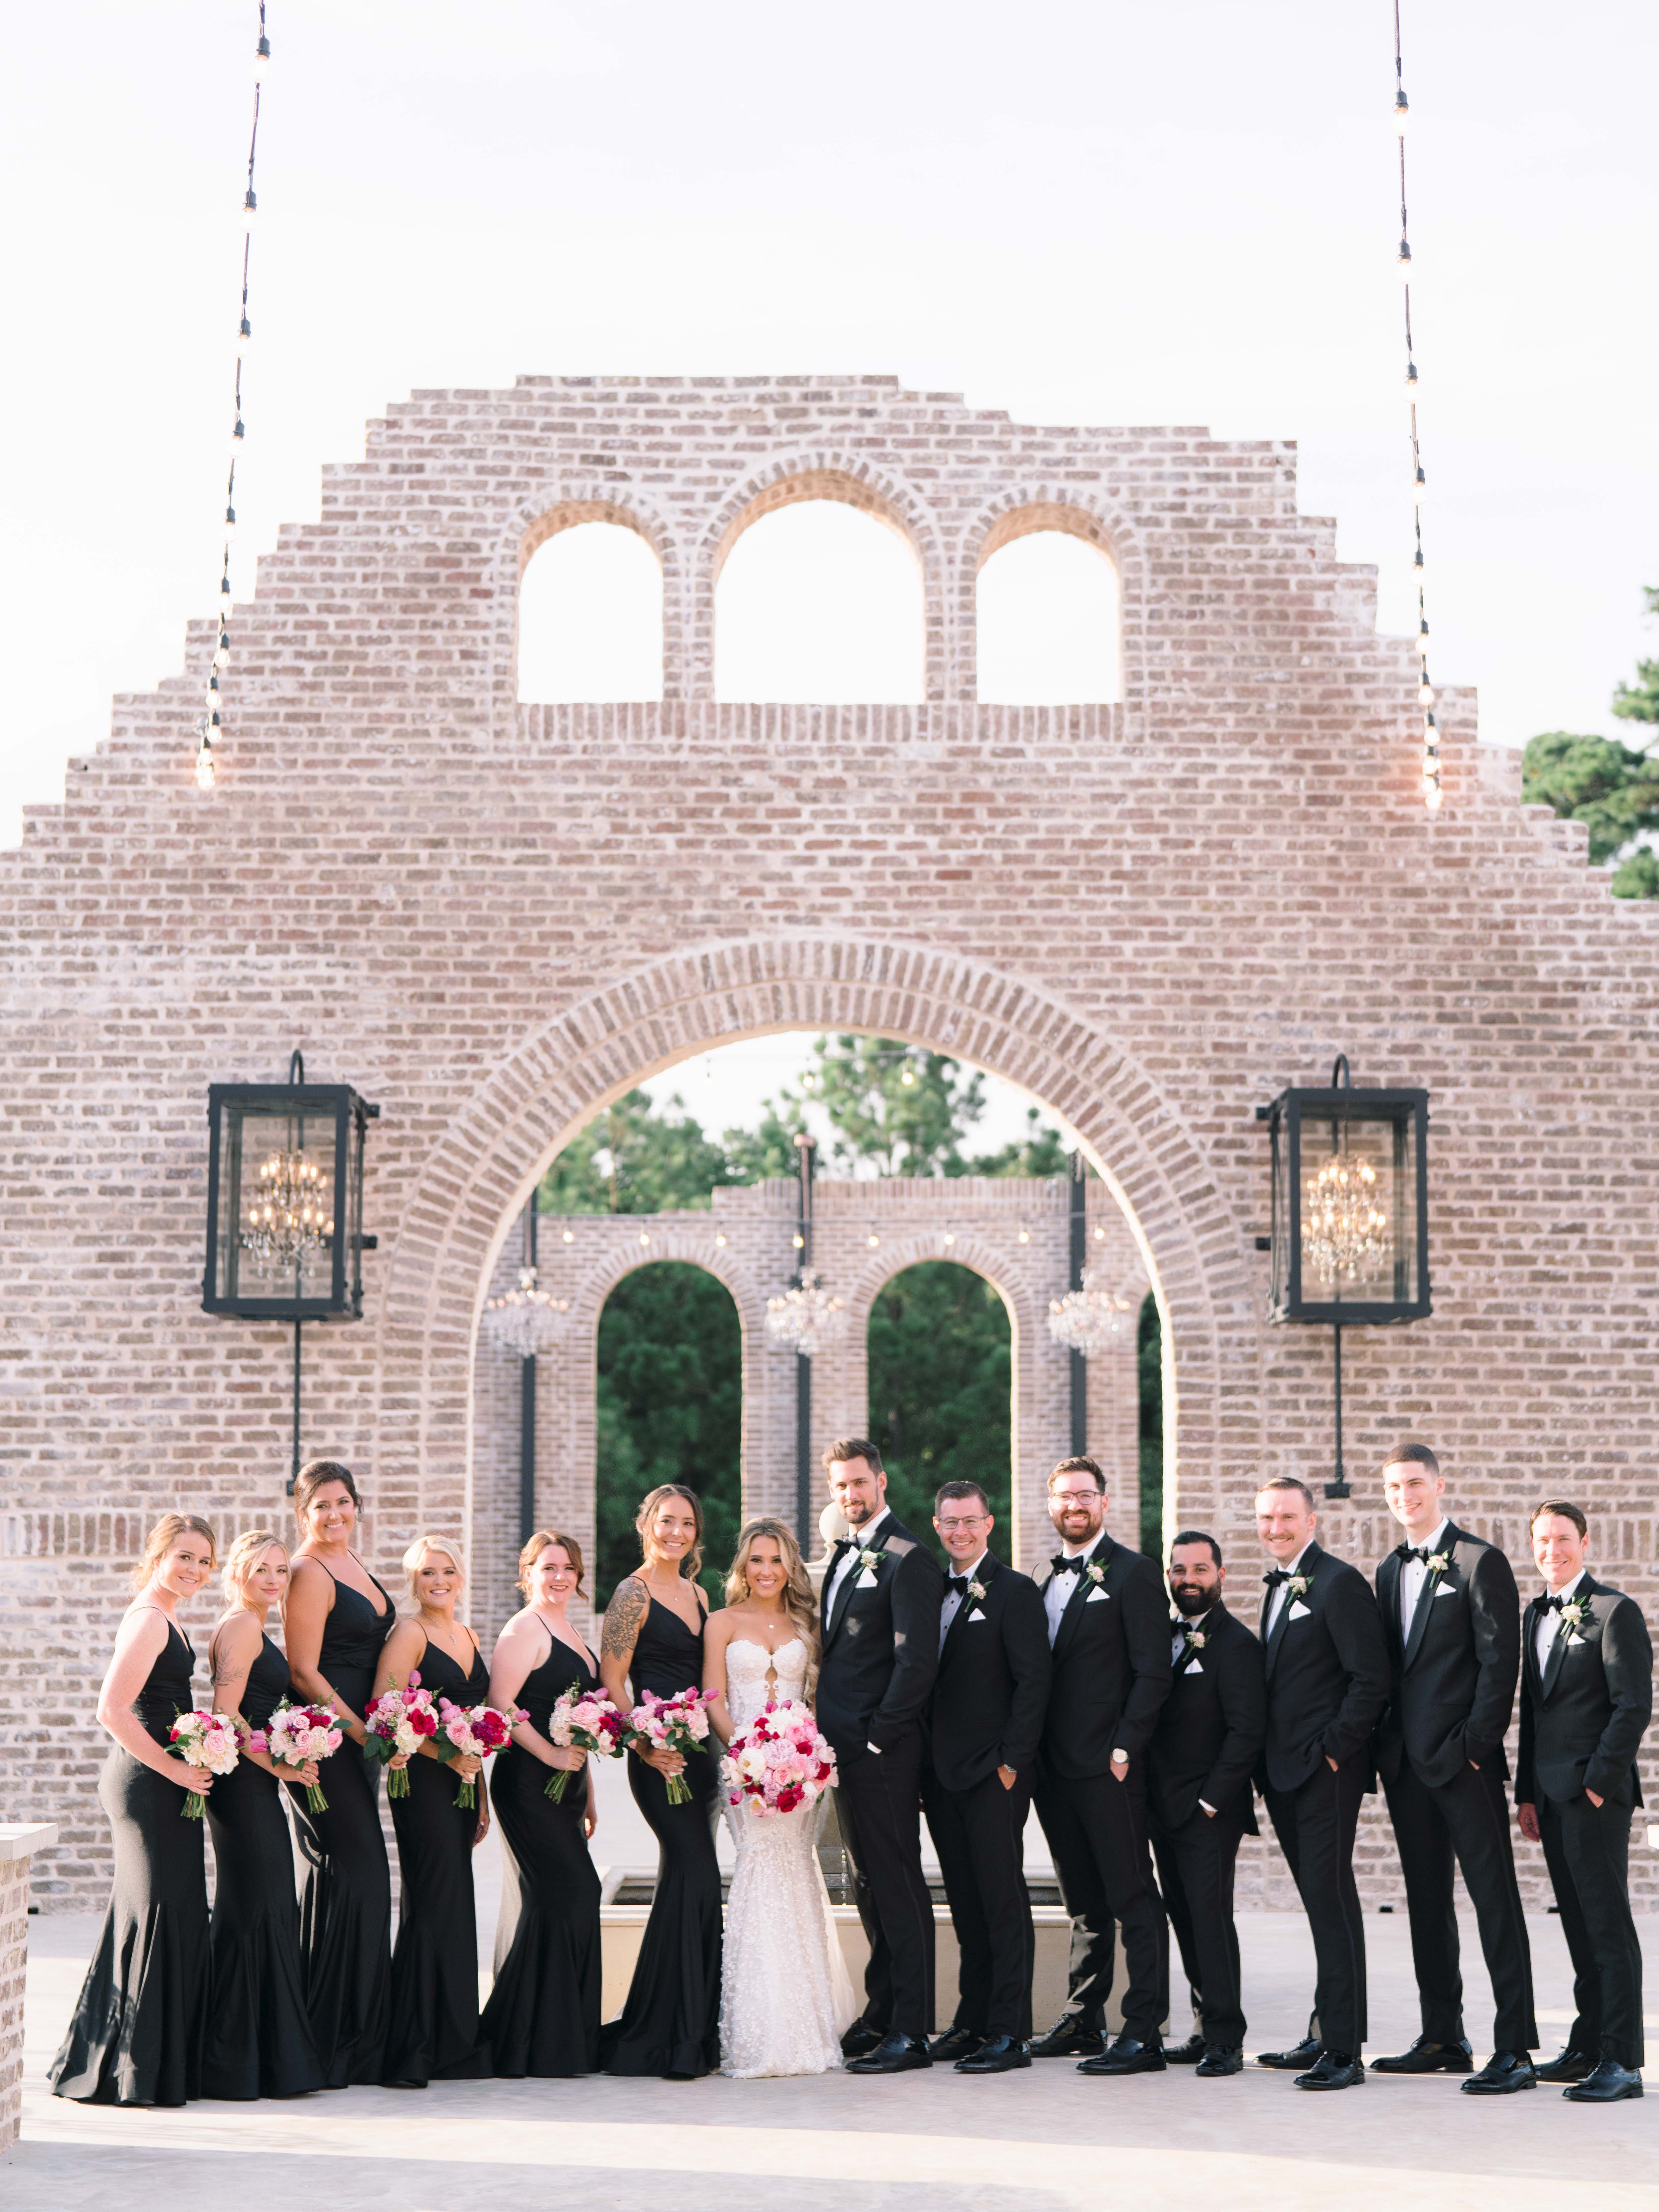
(1044, 1533, 1102, 1645)
(1535, 1567, 1586, 1678)
(1264, 1543, 1314, 1639)
(1172, 1603, 1215, 1667)
(939, 1552, 988, 1652)
(1397, 1517, 1451, 1639)
(825, 1505, 891, 1616)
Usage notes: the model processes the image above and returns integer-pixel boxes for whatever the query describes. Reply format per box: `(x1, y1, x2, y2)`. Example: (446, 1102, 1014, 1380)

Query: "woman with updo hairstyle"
(373, 1533, 492, 2086)
(480, 1529, 603, 2075)
(50, 1514, 219, 2105)
(200, 1529, 324, 2099)
(283, 1457, 398, 2086)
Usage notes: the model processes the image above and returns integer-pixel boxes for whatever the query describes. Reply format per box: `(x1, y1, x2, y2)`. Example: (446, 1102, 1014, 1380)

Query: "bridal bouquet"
(624, 1686, 717, 1807)
(362, 1671, 440, 1799)
(435, 1697, 526, 1810)
(168, 1708, 241, 1819)
(253, 1698, 343, 1813)
(545, 1683, 627, 1802)
(720, 1698, 837, 1818)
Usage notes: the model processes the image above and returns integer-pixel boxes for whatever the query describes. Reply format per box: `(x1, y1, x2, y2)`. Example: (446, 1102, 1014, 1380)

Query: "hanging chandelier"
(1302, 1157, 1387, 1286)
(483, 1266, 570, 1358)
(239, 1148, 331, 1277)
(1047, 1270, 1134, 1358)
(765, 1270, 849, 1358)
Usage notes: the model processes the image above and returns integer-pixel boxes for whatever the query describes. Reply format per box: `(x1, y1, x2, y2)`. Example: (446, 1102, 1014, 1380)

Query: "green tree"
(1521, 584, 1659, 896)
(866, 1262, 1012, 1559)
(1138, 1292, 1164, 1560)
(773, 1035, 989, 1177)
(541, 1088, 736, 1214)
(955, 1106, 1074, 1180)
(1611, 585, 1659, 724)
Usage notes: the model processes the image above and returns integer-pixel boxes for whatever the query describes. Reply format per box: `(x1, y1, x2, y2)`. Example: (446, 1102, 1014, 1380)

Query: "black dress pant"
(1539, 1792, 1644, 2069)
(1384, 1755, 1536, 2051)
(922, 1766, 1034, 2040)
(1034, 1764, 1167, 2040)
(1262, 1757, 1368, 2057)
(1152, 1807, 1247, 2049)
(834, 1725, 935, 2040)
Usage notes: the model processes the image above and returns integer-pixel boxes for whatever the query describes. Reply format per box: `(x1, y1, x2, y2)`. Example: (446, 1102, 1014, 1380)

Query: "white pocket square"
(1567, 1631, 1586, 1646)
(856, 1569, 879, 1589)
(1184, 1658, 1204, 1675)
(1288, 1599, 1312, 1621)
(967, 1608, 986, 1622)
(1434, 1582, 1455, 1598)
(1085, 1586, 1109, 1604)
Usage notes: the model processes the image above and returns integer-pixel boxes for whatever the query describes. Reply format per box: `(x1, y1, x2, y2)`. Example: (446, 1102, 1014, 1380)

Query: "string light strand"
(1393, 1, 1440, 813)
(196, 5, 270, 792)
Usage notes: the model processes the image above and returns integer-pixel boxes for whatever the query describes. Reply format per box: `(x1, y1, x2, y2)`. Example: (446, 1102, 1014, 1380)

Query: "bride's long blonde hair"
(725, 1518, 819, 1687)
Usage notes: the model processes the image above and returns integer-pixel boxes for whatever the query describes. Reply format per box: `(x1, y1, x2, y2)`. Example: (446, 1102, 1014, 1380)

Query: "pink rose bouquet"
(254, 1698, 344, 1813)
(168, 1707, 241, 1819)
(720, 1698, 837, 1818)
(362, 1671, 439, 1799)
(435, 1697, 526, 1809)
(545, 1683, 627, 1802)
(624, 1685, 717, 1807)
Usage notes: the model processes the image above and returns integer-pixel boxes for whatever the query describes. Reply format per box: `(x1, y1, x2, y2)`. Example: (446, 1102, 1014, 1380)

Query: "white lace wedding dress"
(718, 1638, 856, 2078)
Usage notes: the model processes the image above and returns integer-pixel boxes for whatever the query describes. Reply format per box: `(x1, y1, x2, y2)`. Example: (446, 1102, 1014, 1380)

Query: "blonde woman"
(50, 1513, 218, 2106)
(705, 1518, 855, 2078)
(373, 1533, 492, 2086)
(202, 1529, 324, 2099)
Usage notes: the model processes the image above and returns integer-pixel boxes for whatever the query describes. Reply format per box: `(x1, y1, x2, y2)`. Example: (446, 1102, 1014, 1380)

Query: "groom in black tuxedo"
(1371, 1442, 1537, 2093)
(1517, 1499, 1652, 2104)
(921, 1479, 1051, 2074)
(816, 1439, 944, 2073)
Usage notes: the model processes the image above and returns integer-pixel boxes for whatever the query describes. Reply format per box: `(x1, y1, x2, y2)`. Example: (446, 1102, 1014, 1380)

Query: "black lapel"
(1377, 1549, 1404, 1663)
(941, 1554, 998, 1668)
(823, 1538, 865, 1649)
(1540, 1577, 1587, 1701)
(1263, 1544, 1317, 1679)
(1521, 1595, 1545, 1702)
(1401, 1532, 1454, 1673)
(1053, 1534, 1109, 1659)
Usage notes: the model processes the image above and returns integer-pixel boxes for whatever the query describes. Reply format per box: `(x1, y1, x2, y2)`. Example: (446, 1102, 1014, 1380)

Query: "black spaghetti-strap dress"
(49, 1616, 210, 2106)
(481, 1624, 603, 2076)
(382, 1634, 493, 2085)
(202, 1631, 324, 2098)
(601, 1593, 722, 2079)
(289, 1564, 394, 2087)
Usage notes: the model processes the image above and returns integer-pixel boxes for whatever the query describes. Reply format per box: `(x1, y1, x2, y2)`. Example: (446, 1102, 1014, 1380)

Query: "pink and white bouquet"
(545, 1682, 627, 1802)
(435, 1697, 526, 1809)
(168, 1708, 241, 1819)
(720, 1698, 837, 1818)
(624, 1685, 717, 1807)
(253, 1698, 343, 1813)
(362, 1671, 440, 1799)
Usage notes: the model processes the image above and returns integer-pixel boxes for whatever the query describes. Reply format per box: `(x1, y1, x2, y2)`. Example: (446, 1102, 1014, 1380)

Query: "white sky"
(3, 3, 1657, 843)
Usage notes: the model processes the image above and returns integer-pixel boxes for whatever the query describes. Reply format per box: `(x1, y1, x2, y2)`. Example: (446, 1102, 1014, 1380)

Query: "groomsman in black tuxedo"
(1254, 1475, 1389, 2090)
(1517, 1499, 1652, 2104)
(1371, 1443, 1537, 2093)
(920, 1480, 1052, 2074)
(816, 1439, 944, 2074)
(1148, 1530, 1266, 2078)
(1030, 1455, 1173, 2075)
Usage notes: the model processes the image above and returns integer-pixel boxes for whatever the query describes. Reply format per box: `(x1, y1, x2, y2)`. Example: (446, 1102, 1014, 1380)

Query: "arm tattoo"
(602, 1574, 647, 1662)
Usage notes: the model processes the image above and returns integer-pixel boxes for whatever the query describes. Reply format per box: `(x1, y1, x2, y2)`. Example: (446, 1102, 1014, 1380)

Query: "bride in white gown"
(704, 1519, 856, 2079)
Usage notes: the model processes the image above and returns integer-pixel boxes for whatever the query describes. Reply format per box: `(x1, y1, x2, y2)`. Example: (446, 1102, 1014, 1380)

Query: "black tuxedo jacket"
(1516, 1575, 1652, 1809)
(1034, 1533, 1172, 1782)
(816, 1513, 943, 1760)
(1256, 1540, 1389, 1795)
(1146, 1599, 1265, 1834)
(923, 1554, 1051, 1793)
(1374, 1522, 1521, 1789)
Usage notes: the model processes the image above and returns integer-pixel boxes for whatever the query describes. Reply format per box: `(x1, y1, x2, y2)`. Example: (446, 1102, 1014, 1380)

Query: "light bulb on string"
(242, 190, 257, 232)
(899, 1066, 915, 1087)
(231, 417, 246, 457)
(254, 34, 270, 80)
(223, 505, 236, 541)
(1418, 679, 1435, 706)
(1405, 359, 1419, 393)
(194, 730, 216, 791)
(1397, 239, 1413, 280)
(1416, 621, 1431, 657)
(219, 575, 233, 616)
(1412, 467, 1427, 503)
(1413, 544, 1425, 573)
(237, 316, 252, 357)
(1425, 782, 1443, 814)
(1394, 89, 1410, 135)
(215, 630, 231, 668)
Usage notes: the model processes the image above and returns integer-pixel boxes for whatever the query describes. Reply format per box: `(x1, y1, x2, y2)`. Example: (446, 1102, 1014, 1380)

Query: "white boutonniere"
(1287, 1573, 1312, 1598)
(856, 1547, 885, 1574)
(1085, 1562, 1106, 1586)
(1557, 1591, 1593, 1633)
(967, 1579, 987, 1603)
(1425, 1552, 1450, 1576)
(1182, 1626, 1208, 1651)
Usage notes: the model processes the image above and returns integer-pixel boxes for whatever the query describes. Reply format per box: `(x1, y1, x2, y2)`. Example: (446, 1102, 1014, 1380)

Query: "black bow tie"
(1544, 1592, 1568, 1612)
(948, 1574, 970, 1597)
(1395, 1543, 1431, 1563)
(1172, 1617, 1201, 1638)
(1052, 1553, 1088, 1576)
(1262, 1567, 1290, 1588)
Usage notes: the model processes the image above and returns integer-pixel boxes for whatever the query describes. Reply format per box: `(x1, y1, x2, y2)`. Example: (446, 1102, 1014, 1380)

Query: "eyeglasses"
(936, 1515, 989, 1532)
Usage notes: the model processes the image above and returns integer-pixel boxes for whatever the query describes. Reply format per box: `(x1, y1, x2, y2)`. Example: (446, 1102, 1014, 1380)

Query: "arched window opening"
(715, 500, 923, 703)
(518, 520, 663, 702)
(595, 1261, 741, 1606)
(867, 1261, 1012, 1559)
(977, 529, 1122, 703)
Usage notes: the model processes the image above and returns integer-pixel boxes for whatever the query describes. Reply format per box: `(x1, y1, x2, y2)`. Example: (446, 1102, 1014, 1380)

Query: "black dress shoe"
(1535, 2045, 1596, 2082)
(1462, 2050, 1536, 2094)
(1372, 2034, 1474, 2075)
(1294, 2050, 1364, 2090)
(1030, 2015, 1106, 2058)
(1164, 2033, 1207, 2064)
(1077, 2034, 1166, 2076)
(927, 2026, 984, 2064)
(1564, 2058, 1643, 2103)
(1256, 2036, 1323, 2070)
(845, 2032, 932, 2074)
(955, 2035, 1031, 2074)
(1195, 2044, 1244, 2077)
(840, 2018, 886, 2059)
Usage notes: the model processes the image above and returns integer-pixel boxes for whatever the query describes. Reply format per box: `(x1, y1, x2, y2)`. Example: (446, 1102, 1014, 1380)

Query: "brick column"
(0, 1823, 57, 2152)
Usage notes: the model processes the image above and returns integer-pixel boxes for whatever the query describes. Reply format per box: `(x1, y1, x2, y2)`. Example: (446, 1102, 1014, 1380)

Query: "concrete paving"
(11, 1903, 1658, 2211)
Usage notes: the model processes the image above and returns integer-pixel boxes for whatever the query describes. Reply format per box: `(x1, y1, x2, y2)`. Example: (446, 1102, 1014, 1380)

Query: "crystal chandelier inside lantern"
(483, 1266, 570, 1359)
(1303, 1156, 1387, 1285)
(765, 1270, 848, 1359)
(239, 1150, 331, 1276)
(1047, 1269, 1134, 1358)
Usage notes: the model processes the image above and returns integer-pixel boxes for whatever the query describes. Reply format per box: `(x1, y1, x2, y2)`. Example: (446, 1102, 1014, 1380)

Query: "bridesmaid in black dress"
(283, 1458, 400, 2087)
(202, 1528, 325, 2099)
(50, 1513, 219, 2106)
(481, 1528, 603, 2076)
(375, 1532, 493, 2087)
(599, 1483, 722, 2080)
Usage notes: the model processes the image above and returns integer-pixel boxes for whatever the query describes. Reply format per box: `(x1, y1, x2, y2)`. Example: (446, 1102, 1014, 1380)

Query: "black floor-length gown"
(601, 1594, 722, 2079)
(202, 1632, 325, 2098)
(49, 1616, 210, 2106)
(481, 1625, 603, 2076)
(288, 1564, 394, 2087)
(382, 1633, 493, 2085)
